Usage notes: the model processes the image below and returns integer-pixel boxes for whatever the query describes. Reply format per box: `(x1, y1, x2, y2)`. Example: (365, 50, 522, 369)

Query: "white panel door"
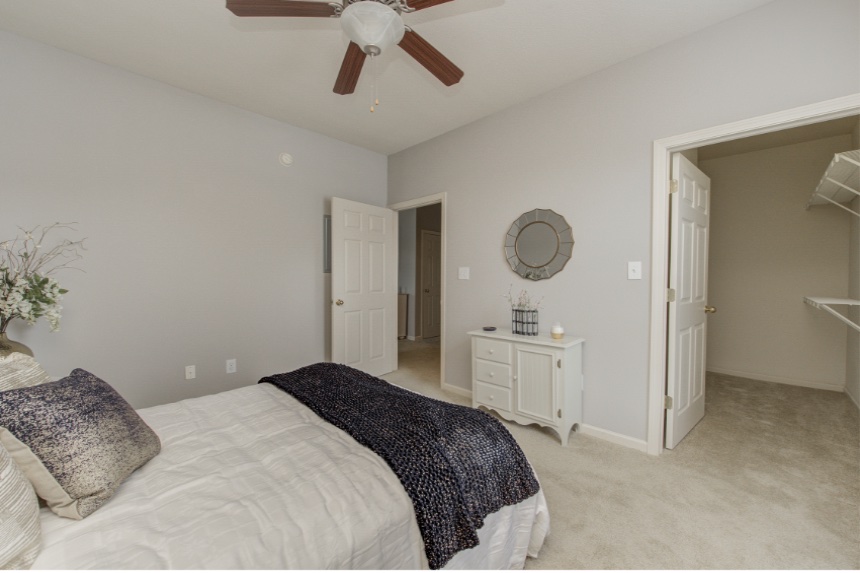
(331, 197, 398, 377)
(666, 154, 712, 449)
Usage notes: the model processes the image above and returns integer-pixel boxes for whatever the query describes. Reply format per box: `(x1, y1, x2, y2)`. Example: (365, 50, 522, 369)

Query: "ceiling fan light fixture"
(340, 1, 405, 56)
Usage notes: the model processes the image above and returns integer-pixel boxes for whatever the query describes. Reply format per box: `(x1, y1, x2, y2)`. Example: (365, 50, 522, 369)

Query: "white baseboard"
(442, 382, 471, 399)
(579, 424, 648, 453)
(707, 367, 845, 392)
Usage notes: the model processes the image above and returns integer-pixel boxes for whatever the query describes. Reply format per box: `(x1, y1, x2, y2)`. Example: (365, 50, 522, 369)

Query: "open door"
(665, 154, 713, 449)
(331, 197, 398, 377)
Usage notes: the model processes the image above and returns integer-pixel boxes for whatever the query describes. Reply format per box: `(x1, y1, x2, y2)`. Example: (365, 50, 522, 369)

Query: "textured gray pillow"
(0, 369, 161, 520)
(0, 441, 41, 569)
(0, 352, 51, 391)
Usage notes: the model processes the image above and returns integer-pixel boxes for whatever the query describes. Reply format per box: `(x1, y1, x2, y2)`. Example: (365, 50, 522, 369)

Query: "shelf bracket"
(806, 150, 860, 217)
(804, 297, 860, 333)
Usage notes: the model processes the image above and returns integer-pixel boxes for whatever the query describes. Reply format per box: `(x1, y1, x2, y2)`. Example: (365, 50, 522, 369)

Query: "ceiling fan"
(226, 0, 464, 95)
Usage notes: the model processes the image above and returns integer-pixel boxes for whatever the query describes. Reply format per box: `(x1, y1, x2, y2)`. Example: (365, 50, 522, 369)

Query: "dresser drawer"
(475, 359, 512, 388)
(475, 382, 512, 412)
(474, 337, 512, 364)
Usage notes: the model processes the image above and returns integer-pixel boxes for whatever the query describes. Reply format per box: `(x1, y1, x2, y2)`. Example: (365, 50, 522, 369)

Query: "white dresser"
(468, 329, 584, 446)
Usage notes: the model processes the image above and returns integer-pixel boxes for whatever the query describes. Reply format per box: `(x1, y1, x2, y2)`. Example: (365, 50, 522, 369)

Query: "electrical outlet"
(226, 359, 237, 374)
(185, 365, 196, 380)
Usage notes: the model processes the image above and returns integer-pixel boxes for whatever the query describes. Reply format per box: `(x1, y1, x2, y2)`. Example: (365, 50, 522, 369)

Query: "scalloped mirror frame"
(504, 208, 574, 281)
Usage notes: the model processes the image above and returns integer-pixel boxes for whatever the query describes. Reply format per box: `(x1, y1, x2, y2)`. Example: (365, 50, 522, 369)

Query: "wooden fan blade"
(333, 42, 367, 95)
(226, 0, 339, 17)
(406, 0, 456, 10)
(398, 29, 463, 86)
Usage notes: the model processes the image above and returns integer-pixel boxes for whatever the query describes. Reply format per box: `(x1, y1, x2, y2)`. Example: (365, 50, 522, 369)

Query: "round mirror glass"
(516, 222, 559, 268)
(504, 209, 574, 281)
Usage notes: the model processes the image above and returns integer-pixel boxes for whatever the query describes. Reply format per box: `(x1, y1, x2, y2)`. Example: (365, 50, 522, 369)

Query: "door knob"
(424, 289, 430, 293)
(704, 305, 717, 314)
(335, 299, 344, 306)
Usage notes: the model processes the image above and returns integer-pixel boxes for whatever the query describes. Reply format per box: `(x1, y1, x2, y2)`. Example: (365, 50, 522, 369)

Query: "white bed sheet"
(32, 383, 548, 569)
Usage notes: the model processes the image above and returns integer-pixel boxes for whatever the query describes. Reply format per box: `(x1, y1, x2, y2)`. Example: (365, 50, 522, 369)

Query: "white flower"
(0, 224, 84, 334)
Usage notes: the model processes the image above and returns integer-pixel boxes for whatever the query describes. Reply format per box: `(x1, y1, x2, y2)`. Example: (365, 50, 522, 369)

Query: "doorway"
(390, 193, 447, 392)
(647, 94, 860, 455)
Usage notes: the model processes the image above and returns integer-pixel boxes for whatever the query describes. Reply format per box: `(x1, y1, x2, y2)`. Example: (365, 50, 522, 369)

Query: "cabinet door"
(514, 345, 557, 424)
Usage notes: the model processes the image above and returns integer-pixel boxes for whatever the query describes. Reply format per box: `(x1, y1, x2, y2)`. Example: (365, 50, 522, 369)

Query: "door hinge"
(557, 409, 562, 418)
(557, 359, 562, 369)
(664, 395, 673, 410)
(667, 288, 676, 303)
(669, 179, 679, 194)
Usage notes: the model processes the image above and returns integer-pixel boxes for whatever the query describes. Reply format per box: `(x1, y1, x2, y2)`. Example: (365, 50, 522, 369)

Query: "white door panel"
(666, 154, 711, 449)
(331, 197, 397, 377)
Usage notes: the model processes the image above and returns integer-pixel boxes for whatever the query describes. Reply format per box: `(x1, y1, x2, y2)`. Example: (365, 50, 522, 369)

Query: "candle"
(550, 322, 564, 340)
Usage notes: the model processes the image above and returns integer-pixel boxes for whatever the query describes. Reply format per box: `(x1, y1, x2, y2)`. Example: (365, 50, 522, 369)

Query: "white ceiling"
(0, 0, 777, 155)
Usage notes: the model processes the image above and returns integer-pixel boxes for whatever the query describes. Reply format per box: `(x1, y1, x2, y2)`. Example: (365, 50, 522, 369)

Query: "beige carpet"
(384, 340, 860, 569)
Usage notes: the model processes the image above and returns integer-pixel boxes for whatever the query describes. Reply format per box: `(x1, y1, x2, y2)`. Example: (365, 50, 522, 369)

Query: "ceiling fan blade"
(333, 42, 367, 95)
(226, 0, 339, 17)
(398, 29, 463, 87)
(405, 0, 456, 10)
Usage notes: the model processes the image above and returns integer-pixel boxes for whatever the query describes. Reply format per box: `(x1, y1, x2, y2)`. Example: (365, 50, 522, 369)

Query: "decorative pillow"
(0, 352, 51, 391)
(0, 441, 41, 570)
(0, 369, 161, 520)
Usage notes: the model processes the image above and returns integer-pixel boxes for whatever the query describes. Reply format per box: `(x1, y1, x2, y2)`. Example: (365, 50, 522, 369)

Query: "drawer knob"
(489, 372, 495, 378)
(489, 395, 494, 401)
(488, 349, 495, 354)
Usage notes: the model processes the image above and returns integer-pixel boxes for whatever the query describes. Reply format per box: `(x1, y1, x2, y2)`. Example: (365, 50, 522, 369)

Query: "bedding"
(0, 352, 51, 391)
(262, 362, 542, 569)
(29, 376, 549, 570)
(0, 441, 41, 570)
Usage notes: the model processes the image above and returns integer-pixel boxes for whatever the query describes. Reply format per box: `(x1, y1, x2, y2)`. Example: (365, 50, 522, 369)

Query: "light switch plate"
(628, 261, 642, 280)
(458, 267, 470, 280)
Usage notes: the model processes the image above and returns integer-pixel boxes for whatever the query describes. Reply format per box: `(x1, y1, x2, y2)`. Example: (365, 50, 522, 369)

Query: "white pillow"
(0, 353, 51, 392)
(0, 441, 41, 569)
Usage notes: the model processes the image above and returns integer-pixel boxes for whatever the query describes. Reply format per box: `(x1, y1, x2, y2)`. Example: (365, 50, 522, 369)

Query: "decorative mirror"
(504, 209, 574, 281)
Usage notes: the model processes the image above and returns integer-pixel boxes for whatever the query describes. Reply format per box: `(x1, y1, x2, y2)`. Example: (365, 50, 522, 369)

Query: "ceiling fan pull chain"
(370, 53, 380, 113)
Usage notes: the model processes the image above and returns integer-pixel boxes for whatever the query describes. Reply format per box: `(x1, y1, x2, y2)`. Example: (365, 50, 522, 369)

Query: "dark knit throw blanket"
(260, 362, 540, 569)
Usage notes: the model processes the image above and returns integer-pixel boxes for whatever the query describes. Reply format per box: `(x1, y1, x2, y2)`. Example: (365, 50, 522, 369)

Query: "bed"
(0, 359, 549, 570)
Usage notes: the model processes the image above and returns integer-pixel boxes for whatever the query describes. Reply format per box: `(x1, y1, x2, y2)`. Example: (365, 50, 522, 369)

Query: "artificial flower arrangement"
(504, 285, 544, 312)
(505, 285, 543, 336)
(0, 223, 85, 336)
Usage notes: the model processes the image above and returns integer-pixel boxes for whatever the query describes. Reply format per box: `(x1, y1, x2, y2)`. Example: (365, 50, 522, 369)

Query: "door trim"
(389, 192, 448, 392)
(647, 93, 860, 456)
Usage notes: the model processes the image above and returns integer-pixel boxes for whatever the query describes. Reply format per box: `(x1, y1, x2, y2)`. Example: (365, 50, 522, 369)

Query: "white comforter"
(33, 383, 549, 569)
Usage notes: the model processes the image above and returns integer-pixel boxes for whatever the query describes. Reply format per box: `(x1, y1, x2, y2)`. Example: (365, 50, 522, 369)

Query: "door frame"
(647, 93, 860, 456)
(389, 192, 448, 391)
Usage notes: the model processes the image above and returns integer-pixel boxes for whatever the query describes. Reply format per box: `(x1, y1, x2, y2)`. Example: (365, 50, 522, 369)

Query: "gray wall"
(701, 136, 853, 390)
(388, 0, 860, 440)
(0, 31, 388, 409)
